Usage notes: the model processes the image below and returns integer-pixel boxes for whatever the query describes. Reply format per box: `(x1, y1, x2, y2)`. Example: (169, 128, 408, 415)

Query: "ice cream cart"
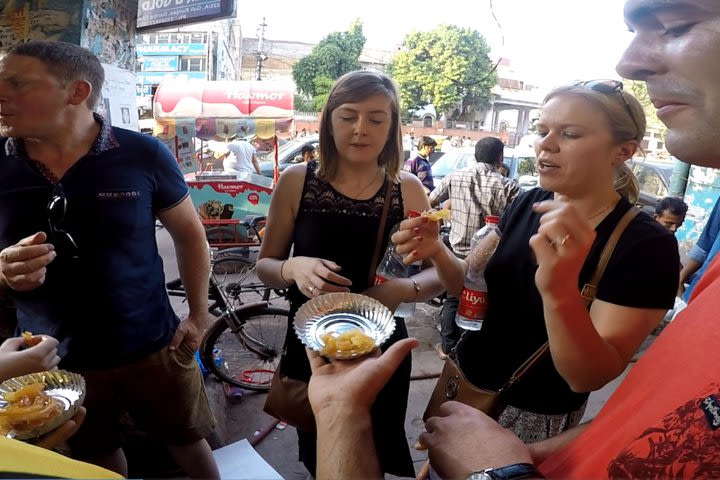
(153, 80, 294, 247)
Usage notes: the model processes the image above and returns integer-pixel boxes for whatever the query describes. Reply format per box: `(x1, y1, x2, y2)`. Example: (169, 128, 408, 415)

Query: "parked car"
(258, 136, 319, 177)
(628, 159, 674, 214)
(429, 148, 476, 184)
(430, 147, 521, 186)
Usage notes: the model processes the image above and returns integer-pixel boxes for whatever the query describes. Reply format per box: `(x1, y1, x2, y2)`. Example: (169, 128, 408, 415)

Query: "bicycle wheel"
(200, 304, 289, 391)
(212, 255, 254, 275)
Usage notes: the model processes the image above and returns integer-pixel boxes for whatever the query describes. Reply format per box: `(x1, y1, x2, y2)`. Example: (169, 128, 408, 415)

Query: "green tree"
(388, 25, 496, 119)
(292, 20, 366, 98)
(625, 79, 665, 137)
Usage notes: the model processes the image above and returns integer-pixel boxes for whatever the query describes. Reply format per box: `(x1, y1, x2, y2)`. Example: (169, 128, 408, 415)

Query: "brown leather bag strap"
(501, 206, 641, 392)
(580, 207, 640, 304)
(368, 180, 393, 286)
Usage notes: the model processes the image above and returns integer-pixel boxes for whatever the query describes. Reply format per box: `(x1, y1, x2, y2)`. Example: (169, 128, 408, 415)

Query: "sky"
(240, 0, 634, 88)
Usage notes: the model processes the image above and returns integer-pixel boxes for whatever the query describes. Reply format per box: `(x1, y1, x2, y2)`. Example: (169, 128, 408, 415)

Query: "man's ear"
(653, 213, 660, 221)
(67, 79, 93, 107)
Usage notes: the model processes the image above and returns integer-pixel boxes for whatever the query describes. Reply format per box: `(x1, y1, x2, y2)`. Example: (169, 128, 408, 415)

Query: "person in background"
(304, 0, 720, 478)
(223, 136, 260, 176)
(403, 135, 436, 194)
(0, 41, 217, 478)
(300, 143, 318, 170)
(256, 70, 442, 478)
(679, 195, 720, 299)
(497, 163, 511, 178)
(653, 196, 687, 233)
(396, 80, 679, 443)
(428, 137, 519, 358)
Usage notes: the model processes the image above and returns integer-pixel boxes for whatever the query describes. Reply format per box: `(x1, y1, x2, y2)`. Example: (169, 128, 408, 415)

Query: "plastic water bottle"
(395, 260, 421, 318)
(455, 215, 501, 331)
(374, 219, 420, 318)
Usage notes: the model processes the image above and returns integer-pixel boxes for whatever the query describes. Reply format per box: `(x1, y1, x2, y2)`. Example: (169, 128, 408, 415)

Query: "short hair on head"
(317, 70, 402, 183)
(656, 196, 688, 217)
(8, 41, 105, 110)
(417, 136, 437, 148)
(301, 144, 315, 155)
(475, 136, 504, 165)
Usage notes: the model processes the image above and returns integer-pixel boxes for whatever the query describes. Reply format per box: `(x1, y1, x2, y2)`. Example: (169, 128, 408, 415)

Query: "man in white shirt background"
(222, 137, 261, 176)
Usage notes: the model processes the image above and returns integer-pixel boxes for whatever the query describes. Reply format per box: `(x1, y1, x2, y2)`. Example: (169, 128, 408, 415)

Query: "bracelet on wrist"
(408, 277, 420, 302)
(279, 260, 291, 285)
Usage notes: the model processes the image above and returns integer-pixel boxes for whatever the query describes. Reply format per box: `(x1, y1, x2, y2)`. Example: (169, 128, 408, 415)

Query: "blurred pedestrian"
(403, 135, 436, 193)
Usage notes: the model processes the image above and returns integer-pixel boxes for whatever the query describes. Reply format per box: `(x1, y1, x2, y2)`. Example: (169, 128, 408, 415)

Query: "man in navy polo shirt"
(0, 41, 218, 478)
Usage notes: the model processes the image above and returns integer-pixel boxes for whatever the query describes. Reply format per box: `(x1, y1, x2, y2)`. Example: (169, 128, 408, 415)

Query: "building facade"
(135, 19, 241, 113)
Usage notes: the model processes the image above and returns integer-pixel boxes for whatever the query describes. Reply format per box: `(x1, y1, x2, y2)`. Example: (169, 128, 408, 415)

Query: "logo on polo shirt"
(700, 395, 720, 430)
(97, 191, 140, 199)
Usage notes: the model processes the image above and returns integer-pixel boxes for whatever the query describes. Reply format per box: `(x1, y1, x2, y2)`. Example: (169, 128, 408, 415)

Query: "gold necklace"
(586, 202, 615, 221)
(336, 170, 382, 199)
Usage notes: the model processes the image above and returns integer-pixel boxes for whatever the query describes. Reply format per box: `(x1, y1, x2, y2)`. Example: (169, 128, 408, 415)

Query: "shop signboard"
(137, 0, 236, 31)
(137, 71, 206, 86)
(136, 43, 207, 56)
(141, 56, 178, 72)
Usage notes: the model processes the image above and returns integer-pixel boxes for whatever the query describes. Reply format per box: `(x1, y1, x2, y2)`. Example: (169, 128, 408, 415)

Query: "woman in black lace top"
(257, 71, 441, 477)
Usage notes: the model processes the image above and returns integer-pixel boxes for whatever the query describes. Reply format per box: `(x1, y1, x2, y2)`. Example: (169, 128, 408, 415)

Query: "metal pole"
(670, 158, 691, 198)
(254, 17, 267, 81)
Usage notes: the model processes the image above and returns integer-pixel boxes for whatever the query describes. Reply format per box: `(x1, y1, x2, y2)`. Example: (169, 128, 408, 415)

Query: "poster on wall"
(97, 64, 139, 132)
(0, 0, 83, 49)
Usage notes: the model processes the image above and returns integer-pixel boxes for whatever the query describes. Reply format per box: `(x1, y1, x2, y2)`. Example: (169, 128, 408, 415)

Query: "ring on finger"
(308, 285, 315, 293)
(551, 234, 571, 247)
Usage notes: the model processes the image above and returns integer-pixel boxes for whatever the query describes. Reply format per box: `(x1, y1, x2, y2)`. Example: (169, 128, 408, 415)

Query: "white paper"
(212, 438, 283, 480)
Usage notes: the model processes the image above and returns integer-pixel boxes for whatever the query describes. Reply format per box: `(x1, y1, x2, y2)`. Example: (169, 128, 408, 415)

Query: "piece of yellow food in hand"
(319, 328, 375, 357)
(21, 331, 41, 347)
(421, 208, 451, 222)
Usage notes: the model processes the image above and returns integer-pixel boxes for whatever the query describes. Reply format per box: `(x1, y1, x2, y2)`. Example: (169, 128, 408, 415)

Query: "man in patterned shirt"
(403, 136, 437, 193)
(428, 136, 519, 357)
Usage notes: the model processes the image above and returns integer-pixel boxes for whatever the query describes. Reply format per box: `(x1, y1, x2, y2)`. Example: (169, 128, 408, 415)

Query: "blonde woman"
(395, 80, 679, 442)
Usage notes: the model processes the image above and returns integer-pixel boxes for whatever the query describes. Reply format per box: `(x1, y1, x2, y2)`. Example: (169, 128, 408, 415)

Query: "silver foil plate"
(0, 370, 86, 440)
(294, 293, 395, 359)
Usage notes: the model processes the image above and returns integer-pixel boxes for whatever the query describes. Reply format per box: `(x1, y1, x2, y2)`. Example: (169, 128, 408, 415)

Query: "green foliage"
(388, 25, 496, 118)
(311, 76, 334, 111)
(294, 94, 314, 112)
(625, 79, 665, 137)
(292, 20, 366, 98)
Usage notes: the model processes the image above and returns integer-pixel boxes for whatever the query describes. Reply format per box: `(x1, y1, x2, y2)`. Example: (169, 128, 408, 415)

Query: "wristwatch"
(465, 463, 544, 480)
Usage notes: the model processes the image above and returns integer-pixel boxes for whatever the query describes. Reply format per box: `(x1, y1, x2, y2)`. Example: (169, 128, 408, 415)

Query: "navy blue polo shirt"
(0, 115, 189, 369)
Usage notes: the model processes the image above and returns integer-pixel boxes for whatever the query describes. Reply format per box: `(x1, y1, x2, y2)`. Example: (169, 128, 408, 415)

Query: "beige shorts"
(68, 342, 215, 456)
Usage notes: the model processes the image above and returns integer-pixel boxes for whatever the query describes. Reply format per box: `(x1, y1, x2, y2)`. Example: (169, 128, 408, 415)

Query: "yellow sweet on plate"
(421, 208, 451, 222)
(0, 382, 63, 437)
(319, 328, 375, 358)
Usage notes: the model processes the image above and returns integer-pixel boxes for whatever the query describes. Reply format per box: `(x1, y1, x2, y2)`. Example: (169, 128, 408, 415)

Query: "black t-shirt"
(457, 188, 679, 414)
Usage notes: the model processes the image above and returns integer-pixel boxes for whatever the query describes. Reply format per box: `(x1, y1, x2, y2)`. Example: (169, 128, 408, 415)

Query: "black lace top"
(282, 165, 414, 477)
(287, 164, 405, 312)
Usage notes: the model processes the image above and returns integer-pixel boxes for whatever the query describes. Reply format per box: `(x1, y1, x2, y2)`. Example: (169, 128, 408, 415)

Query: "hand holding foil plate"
(0, 370, 86, 441)
(294, 293, 395, 360)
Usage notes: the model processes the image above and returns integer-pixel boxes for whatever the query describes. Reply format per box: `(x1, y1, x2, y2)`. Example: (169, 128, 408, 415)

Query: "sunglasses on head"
(47, 185, 80, 260)
(576, 79, 642, 136)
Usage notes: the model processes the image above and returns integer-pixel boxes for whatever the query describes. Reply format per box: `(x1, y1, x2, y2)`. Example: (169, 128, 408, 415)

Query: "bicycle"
(166, 215, 290, 391)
